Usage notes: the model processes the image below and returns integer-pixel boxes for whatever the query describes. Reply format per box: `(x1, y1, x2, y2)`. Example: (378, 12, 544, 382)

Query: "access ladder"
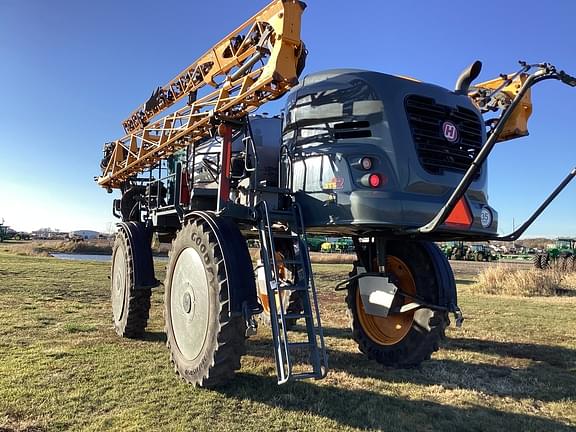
(256, 200, 328, 384)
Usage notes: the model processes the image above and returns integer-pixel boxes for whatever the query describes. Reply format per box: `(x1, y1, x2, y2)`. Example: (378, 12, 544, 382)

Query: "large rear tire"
(540, 253, 550, 269)
(559, 255, 569, 272)
(533, 254, 542, 269)
(568, 255, 576, 272)
(164, 217, 247, 387)
(110, 224, 154, 338)
(346, 241, 449, 368)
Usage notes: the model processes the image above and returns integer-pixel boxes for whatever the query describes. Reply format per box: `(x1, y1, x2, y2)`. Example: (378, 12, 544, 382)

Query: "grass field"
(0, 251, 575, 431)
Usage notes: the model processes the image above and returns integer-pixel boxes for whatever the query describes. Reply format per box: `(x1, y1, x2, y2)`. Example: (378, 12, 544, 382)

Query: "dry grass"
(2, 241, 355, 264)
(309, 252, 355, 264)
(0, 239, 113, 256)
(0, 239, 176, 258)
(563, 272, 576, 288)
(471, 265, 576, 296)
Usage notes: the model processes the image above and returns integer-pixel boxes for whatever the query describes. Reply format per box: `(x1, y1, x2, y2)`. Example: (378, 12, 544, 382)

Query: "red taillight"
(360, 172, 385, 188)
(368, 173, 381, 188)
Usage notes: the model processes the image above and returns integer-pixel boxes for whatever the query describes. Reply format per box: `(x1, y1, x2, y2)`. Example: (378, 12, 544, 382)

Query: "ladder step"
(255, 186, 292, 195)
(256, 201, 327, 384)
(287, 342, 313, 348)
(282, 313, 310, 320)
(283, 282, 309, 291)
(282, 259, 304, 266)
(271, 233, 298, 239)
(291, 372, 323, 380)
(269, 208, 294, 215)
(269, 212, 295, 221)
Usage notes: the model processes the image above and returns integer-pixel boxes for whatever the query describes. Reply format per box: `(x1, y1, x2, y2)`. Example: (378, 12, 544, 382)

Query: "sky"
(0, 0, 574, 237)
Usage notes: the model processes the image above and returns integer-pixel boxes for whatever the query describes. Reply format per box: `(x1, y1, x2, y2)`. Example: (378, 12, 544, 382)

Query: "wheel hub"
(182, 290, 195, 315)
(170, 247, 209, 361)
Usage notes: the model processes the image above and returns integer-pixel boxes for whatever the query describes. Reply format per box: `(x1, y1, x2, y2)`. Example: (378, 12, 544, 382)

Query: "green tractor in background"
(441, 242, 497, 261)
(469, 244, 498, 262)
(0, 220, 7, 243)
(306, 236, 327, 252)
(534, 238, 576, 271)
(442, 241, 468, 260)
(333, 237, 354, 253)
(317, 237, 354, 254)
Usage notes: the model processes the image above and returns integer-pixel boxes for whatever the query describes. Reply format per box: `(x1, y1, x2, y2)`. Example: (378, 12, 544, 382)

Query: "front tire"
(346, 241, 449, 368)
(164, 217, 247, 387)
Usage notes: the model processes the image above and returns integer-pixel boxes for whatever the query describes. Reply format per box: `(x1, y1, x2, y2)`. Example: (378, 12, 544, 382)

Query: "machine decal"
(322, 176, 345, 190)
(480, 207, 493, 228)
(442, 121, 459, 142)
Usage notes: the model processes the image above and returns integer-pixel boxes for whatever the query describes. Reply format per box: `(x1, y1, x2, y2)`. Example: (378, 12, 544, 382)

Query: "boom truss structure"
(98, 0, 306, 190)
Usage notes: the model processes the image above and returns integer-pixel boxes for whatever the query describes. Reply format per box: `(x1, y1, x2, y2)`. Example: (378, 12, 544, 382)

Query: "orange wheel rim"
(260, 291, 290, 314)
(260, 293, 271, 313)
(356, 255, 417, 346)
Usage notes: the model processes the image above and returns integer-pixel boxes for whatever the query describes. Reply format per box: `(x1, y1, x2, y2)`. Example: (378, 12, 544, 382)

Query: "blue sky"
(0, 0, 574, 237)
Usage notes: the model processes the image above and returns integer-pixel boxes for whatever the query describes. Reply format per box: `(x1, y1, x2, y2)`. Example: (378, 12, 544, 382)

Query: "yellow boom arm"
(98, 0, 306, 190)
(469, 73, 533, 142)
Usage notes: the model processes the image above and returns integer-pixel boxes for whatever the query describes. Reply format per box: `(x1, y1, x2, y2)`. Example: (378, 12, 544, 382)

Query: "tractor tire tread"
(346, 242, 449, 368)
(112, 227, 152, 338)
(164, 218, 245, 388)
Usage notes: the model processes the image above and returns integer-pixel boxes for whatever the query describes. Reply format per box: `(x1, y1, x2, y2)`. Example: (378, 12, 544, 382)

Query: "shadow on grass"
(555, 288, 576, 297)
(142, 331, 167, 343)
(219, 373, 574, 431)
(246, 335, 576, 402)
(455, 278, 475, 286)
(318, 326, 350, 339)
(445, 337, 576, 368)
(143, 326, 575, 403)
(303, 325, 576, 367)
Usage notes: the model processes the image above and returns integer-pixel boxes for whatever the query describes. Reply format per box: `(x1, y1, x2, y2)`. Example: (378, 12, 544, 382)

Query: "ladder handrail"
(257, 199, 328, 384)
(293, 202, 328, 378)
(257, 199, 292, 382)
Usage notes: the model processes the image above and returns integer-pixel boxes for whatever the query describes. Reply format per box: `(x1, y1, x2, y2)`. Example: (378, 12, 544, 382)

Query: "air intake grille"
(333, 120, 372, 139)
(405, 95, 483, 175)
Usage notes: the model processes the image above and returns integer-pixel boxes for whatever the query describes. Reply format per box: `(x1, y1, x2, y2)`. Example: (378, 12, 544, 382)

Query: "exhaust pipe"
(454, 60, 482, 94)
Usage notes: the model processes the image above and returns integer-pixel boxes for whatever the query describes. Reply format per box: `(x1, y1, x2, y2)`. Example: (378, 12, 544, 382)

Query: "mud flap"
(186, 211, 259, 317)
(421, 242, 462, 326)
